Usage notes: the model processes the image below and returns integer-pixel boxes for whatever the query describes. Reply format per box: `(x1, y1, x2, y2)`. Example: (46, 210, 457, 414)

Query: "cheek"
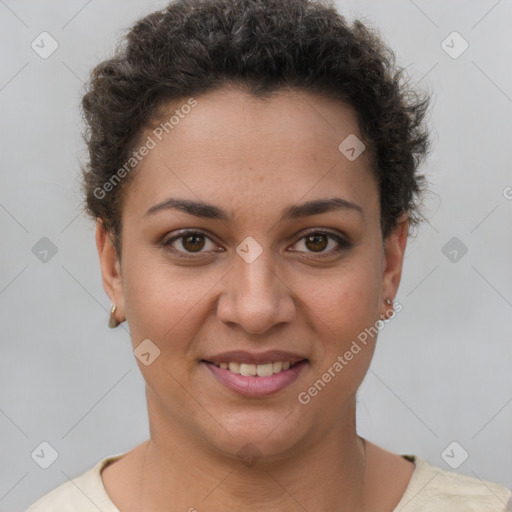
(301, 269, 380, 406)
(122, 235, 382, 351)
(311, 260, 382, 342)
(121, 253, 218, 345)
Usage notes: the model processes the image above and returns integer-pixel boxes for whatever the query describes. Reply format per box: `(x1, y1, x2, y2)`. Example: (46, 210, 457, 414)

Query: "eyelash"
(162, 229, 351, 259)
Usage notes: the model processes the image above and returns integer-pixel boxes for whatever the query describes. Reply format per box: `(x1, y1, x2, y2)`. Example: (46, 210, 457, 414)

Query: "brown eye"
(181, 233, 206, 252)
(291, 230, 351, 257)
(163, 230, 219, 257)
(304, 233, 328, 252)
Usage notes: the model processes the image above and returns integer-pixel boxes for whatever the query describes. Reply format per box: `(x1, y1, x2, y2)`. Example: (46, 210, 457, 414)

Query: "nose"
(216, 247, 296, 336)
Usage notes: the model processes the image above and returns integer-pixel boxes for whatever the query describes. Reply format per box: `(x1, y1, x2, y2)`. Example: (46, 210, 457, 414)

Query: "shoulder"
(395, 454, 512, 512)
(24, 453, 125, 512)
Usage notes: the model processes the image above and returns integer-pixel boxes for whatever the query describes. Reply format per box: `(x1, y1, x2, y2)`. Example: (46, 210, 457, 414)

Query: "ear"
(95, 219, 124, 322)
(380, 212, 408, 317)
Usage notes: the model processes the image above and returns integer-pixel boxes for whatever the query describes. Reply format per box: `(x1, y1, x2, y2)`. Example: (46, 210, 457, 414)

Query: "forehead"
(123, 86, 378, 223)
(150, 87, 366, 164)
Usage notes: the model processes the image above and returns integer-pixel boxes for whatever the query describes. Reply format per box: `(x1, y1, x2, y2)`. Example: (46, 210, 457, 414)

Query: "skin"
(96, 86, 414, 512)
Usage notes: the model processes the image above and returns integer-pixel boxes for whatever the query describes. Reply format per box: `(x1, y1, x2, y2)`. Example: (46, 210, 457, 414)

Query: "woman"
(26, 0, 511, 510)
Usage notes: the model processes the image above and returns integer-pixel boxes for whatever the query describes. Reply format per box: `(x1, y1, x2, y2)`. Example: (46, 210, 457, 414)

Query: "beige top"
(25, 452, 512, 511)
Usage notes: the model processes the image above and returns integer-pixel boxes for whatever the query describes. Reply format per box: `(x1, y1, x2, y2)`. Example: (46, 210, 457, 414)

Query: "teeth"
(213, 361, 300, 376)
(257, 362, 273, 377)
(272, 361, 283, 373)
(228, 362, 240, 373)
(239, 363, 257, 376)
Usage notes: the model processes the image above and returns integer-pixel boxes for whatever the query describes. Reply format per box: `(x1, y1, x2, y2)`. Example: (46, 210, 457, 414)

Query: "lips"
(201, 350, 308, 397)
(203, 359, 308, 397)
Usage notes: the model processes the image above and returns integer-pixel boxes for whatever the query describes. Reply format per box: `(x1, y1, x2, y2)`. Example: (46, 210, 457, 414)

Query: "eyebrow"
(144, 196, 364, 222)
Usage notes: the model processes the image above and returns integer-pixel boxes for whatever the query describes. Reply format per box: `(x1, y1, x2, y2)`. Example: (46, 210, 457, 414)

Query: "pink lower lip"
(203, 360, 307, 397)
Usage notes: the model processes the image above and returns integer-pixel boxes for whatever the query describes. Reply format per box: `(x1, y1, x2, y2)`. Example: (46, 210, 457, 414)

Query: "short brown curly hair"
(81, 0, 431, 256)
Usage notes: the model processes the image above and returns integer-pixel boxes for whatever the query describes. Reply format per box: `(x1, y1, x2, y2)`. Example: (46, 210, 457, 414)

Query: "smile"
(208, 360, 302, 376)
(202, 359, 308, 397)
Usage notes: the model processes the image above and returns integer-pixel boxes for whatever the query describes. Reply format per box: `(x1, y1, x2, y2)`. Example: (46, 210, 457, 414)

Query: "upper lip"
(203, 350, 308, 365)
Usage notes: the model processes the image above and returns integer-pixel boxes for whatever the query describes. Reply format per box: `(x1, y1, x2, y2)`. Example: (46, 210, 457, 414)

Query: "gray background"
(1, 0, 511, 510)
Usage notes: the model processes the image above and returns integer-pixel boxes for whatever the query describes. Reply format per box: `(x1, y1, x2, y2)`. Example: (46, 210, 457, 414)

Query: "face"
(97, 86, 407, 461)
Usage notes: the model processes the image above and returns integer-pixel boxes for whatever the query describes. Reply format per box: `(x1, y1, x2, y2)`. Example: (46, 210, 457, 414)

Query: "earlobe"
(95, 219, 125, 324)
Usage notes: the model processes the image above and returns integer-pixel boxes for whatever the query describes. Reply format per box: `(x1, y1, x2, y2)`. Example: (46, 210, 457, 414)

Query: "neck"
(137, 397, 368, 512)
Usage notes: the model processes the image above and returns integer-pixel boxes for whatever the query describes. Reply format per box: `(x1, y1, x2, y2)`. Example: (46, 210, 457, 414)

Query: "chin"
(200, 409, 308, 463)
